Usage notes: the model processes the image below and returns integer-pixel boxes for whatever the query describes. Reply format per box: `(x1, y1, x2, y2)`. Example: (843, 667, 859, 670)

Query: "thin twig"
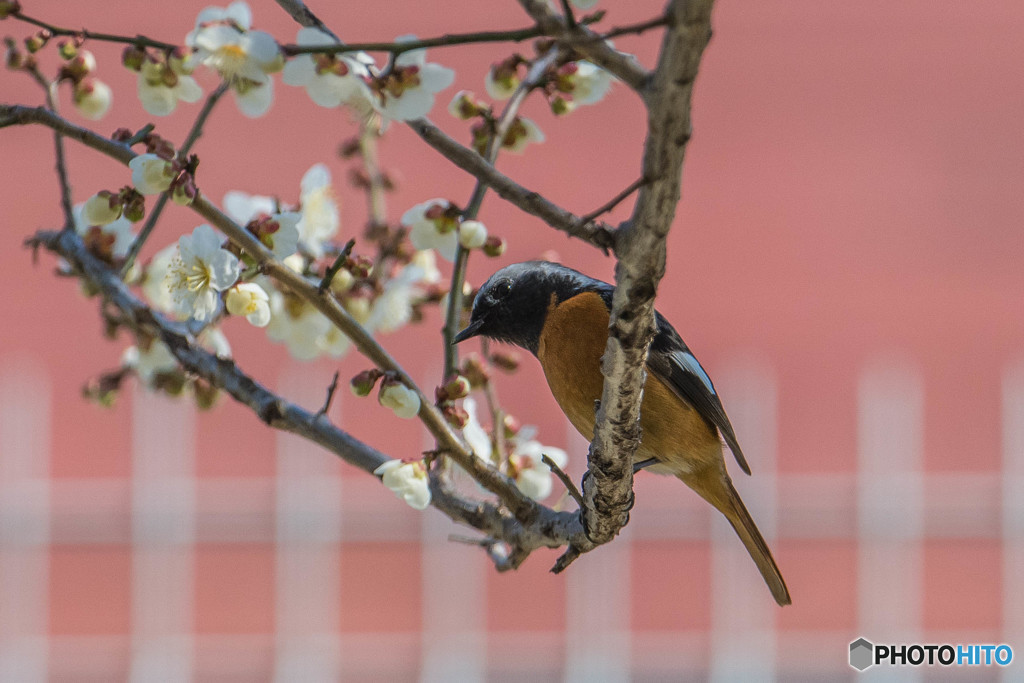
(559, 0, 578, 29)
(22, 63, 74, 229)
(316, 371, 340, 417)
(121, 83, 229, 277)
(441, 46, 563, 381)
(284, 25, 547, 56)
(479, 338, 507, 464)
(543, 453, 583, 507)
(13, 13, 178, 52)
(318, 237, 356, 293)
(576, 176, 647, 226)
(406, 119, 617, 253)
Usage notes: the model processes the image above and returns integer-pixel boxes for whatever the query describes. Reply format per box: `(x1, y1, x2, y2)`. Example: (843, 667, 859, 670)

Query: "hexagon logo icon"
(849, 637, 874, 671)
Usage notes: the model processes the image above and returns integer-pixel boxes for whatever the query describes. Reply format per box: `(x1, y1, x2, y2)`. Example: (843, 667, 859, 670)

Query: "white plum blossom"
(282, 27, 374, 109)
(165, 224, 240, 321)
(484, 67, 518, 101)
(373, 459, 431, 510)
(142, 243, 180, 315)
(122, 339, 178, 385)
(503, 117, 545, 154)
(402, 198, 458, 261)
(129, 154, 175, 195)
(73, 204, 135, 260)
(509, 427, 569, 501)
(295, 164, 339, 257)
(462, 397, 494, 462)
(223, 190, 300, 259)
(137, 57, 203, 116)
(185, 1, 282, 117)
(373, 36, 454, 121)
(458, 219, 488, 249)
(225, 282, 271, 327)
(565, 61, 614, 106)
(265, 289, 350, 360)
(223, 190, 276, 223)
(72, 78, 112, 120)
(201, 326, 232, 359)
(82, 192, 122, 226)
(378, 380, 421, 419)
(364, 253, 437, 335)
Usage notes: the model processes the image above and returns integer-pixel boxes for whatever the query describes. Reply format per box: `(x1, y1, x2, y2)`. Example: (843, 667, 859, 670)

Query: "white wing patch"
(673, 350, 715, 395)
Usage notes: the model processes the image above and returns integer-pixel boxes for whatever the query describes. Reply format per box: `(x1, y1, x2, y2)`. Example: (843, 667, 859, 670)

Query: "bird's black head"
(453, 261, 606, 354)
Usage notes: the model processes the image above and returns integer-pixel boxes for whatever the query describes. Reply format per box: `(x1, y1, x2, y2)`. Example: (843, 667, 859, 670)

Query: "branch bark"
(568, 0, 716, 564)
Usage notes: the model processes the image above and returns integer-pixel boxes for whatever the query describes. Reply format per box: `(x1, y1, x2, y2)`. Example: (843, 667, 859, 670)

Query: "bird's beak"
(453, 317, 486, 344)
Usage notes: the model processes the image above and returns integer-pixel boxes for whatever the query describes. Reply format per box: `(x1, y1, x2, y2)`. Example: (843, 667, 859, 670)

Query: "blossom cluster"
(13, 0, 607, 517)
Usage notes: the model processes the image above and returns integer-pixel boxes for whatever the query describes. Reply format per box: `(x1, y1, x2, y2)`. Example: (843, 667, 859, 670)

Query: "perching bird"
(454, 261, 790, 606)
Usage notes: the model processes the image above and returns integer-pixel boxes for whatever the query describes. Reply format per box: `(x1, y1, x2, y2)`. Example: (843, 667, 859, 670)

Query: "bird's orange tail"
(680, 469, 791, 606)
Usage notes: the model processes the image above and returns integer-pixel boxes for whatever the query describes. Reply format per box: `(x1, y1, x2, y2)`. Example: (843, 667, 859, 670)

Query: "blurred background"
(2, 0, 1023, 679)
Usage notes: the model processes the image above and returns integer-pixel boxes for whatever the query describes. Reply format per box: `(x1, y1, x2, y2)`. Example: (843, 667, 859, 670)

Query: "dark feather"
(590, 285, 750, 475)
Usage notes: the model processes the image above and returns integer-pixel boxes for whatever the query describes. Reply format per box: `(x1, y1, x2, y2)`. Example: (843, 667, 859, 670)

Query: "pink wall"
(2, 0, 1022, 677)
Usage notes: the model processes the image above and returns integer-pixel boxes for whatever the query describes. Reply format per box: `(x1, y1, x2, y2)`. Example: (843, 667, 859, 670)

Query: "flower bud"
(549, 93, 576, 116)
(330, 267, 355, 294)
(73, 78, 113, 120)
(458, 219, 488, 249)
(82, 190, 123, 225)
(448, 90, 484, 120)
(482, 235, 506, 257)
(171, 172, 198, 206)
(439, 374, 471, 401)
(348, 254, 373, 279)
(442, 403, 469, 429)
(0, 1, 22, 19)
(121, 44, 145, 71)
(350, 369, 383, 397)
(57, 38, 78, 60)
(503, 413, 521, 438)
(121, 191, 146, 223)
(169, 46, 194, 75)
(379, 377, 421, 419)
(24, 29, 50, 54)
(490, 349, 520, 372)
(460, 354, 490, 389)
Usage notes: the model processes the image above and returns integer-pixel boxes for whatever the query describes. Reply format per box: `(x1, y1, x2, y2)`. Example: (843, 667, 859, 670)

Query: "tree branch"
(515, 0, 652, 92)
(406, 118, 617, 252)
(569, 0, 715, 563)
(12, 12, 179, 52)
(32, 227, 594, 567)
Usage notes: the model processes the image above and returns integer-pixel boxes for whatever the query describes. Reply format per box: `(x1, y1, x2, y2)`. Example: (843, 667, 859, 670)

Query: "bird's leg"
(632, 457, 658, 473)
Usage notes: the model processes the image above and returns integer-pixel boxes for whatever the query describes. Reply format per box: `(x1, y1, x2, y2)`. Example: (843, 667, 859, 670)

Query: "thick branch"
(574, 0, 715, 557)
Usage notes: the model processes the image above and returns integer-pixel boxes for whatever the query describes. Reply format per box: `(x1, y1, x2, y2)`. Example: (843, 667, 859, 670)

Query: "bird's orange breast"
(536, 291, 722, 475)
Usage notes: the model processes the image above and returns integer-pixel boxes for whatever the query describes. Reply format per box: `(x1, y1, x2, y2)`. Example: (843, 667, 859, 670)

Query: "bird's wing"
(647, 313, 752, 475)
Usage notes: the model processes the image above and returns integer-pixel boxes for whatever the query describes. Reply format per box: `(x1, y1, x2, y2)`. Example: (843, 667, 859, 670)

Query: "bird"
(454, 261, 791, 606)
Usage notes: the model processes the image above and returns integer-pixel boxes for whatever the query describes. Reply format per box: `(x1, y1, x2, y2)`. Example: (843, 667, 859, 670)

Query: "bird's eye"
(493, 279, 513, 300)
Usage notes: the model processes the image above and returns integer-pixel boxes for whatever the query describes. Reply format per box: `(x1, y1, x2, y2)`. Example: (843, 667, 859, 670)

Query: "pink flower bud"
(482, 235, 506, 257)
